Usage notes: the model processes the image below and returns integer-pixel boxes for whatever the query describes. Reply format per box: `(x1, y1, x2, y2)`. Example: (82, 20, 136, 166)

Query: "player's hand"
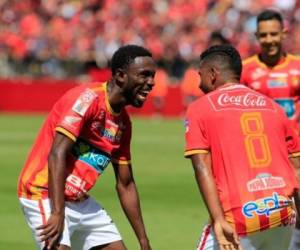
(139, 237, 152, 250)
(213, 220, 242, 250)
(37, 212, 65, 250)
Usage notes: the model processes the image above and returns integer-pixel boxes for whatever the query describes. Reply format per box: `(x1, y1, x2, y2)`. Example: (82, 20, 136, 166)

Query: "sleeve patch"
(72, 89, 97, 116)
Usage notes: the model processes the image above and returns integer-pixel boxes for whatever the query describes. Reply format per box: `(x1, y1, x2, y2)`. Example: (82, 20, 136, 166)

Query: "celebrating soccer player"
(241, 9, 300, 135)
(185, 44, 300, 250)
(17, 45, 156, 250)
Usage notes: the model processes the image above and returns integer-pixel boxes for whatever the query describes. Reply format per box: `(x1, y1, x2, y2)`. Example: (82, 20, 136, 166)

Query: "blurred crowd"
(0, 0, 300, 80)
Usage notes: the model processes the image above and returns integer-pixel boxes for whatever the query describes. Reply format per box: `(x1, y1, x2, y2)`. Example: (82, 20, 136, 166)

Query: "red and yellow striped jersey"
(18, 82, 131, 201)
(241, 54, 300, 133)
(185, 84, 300, 235)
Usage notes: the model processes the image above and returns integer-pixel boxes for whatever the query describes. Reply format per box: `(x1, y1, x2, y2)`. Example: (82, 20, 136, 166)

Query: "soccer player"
(241, 9, 300, 134)
(184, 44, 300, 250)
(17, 45, 156, 250)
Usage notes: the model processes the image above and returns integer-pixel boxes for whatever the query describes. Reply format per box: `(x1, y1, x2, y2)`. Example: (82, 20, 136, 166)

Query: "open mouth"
(136, 91, 150, 101)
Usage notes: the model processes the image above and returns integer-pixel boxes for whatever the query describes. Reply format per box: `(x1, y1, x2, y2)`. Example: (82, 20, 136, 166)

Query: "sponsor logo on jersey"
(242, 192, 292, 218)
(267, 79, 288, 88)
(269, 73, 288, 78)
(247, 173, 286, 192)
(289, 69, 300, 75)
(274, 98, 295, 118)
(72, 89, 97, 116)
(72, 139, 111, 173)
(218, 93, 266, 107)
(208, 90, 275, 111)
(208, 90, 274, 111)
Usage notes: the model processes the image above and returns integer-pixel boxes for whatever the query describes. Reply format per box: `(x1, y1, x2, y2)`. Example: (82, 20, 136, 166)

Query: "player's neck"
(106, 81, 124, 113)
(259, 52, 285, 67)
(215, 81, 239, 90)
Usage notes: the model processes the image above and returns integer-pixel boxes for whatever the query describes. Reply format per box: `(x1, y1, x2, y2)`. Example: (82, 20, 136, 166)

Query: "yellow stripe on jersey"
(104, 83, 121, 116)
(55, 127, 76, 142)
(111, 159, 131, 165)
(91, 82, 106, 92)
(184, 149, 209, 157)
(242, 55, 257, 65)
(19, 157, 40, 198)
(268, 208, 283, 229)
(245, 213, 261, 235)
(286, 54, 300, 61)
(29, 164, 48, 200)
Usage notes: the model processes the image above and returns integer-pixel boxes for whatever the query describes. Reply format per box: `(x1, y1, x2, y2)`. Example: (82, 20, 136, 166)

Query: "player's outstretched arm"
(113, 163, 151, 250)
(190, 153, 242, 250)
(37, 133, 75, 250)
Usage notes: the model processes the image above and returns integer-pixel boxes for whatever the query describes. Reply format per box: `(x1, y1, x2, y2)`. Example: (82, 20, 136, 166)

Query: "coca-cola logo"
(217, 93, 267, 107)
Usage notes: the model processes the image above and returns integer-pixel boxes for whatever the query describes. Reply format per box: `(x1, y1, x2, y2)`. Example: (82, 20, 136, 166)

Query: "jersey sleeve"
(111, 112, 132, 165)
(55, 88, 98, 141)
(184, 102, 210, 157)
(279, 107, 300, 156)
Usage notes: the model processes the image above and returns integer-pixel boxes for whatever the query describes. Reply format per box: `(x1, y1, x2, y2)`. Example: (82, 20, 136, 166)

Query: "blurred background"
(1, 1, 300, 249)
(1, 0, 300, 116)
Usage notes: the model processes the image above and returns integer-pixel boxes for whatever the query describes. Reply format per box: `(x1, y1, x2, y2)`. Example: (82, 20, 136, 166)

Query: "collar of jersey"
(217, 83, 246, 91)
(255, 54, 292, 70)
(104, 82, 121, 116)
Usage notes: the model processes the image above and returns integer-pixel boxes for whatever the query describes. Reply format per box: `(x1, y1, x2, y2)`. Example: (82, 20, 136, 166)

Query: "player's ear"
(282, 27, 287, 39)
(115, 68, 127, 88)
(210, 66, 219, 84)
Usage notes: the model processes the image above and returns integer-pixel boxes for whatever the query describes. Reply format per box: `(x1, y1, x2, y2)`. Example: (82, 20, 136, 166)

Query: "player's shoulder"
(242, 55, 258, 66)
(287, 53, 300, 63)
(68, 82, 107, 99)
(187, 95, 211, 114)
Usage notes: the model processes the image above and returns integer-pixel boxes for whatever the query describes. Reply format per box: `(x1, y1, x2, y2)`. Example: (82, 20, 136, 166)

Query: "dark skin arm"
(37, 132, 75, 250)
(190, 153, 241, 250)
(289, 156, 300, 229)
(112, 162, 151, 250)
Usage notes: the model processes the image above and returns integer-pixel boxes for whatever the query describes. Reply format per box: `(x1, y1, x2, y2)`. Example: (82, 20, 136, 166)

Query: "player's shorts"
(196, 223, 293, 250)
(19, 196, 122, 250)
(290, 227, 300, 250)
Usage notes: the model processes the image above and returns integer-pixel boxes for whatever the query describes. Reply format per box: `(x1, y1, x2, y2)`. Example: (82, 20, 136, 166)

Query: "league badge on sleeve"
(184, 119, 189, 133)
(72, 89, 97, 116)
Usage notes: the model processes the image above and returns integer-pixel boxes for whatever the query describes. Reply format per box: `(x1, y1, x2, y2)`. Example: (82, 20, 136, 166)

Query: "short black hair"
(111, 44, 152, 75)
(257, 9, 283, 26)
(209, 30, 229, 45)
(200, 44, 242, 79)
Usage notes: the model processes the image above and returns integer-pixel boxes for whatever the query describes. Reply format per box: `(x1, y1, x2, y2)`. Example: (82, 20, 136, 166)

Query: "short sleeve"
(184, 102, 210, 157)
(280, 108, 300, 156)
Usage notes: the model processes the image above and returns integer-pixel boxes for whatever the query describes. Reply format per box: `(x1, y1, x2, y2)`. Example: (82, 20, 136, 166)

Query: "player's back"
(189, 84, 299, 235)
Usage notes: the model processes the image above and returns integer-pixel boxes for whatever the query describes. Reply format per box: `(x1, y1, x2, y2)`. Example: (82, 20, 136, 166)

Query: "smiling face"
(123, 56, 156, 108)
(256, 19, 285, 58)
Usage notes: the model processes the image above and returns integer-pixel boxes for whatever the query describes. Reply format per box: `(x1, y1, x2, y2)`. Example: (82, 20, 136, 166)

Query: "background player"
(185, 44, 300, 250)
(17, 45, 156, 250)
(241, 9, 300, 134)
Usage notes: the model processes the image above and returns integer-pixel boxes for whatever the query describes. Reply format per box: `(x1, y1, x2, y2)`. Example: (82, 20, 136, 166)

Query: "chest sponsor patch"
(267, 79, 288, 88)
(71, 139, 111, 173)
